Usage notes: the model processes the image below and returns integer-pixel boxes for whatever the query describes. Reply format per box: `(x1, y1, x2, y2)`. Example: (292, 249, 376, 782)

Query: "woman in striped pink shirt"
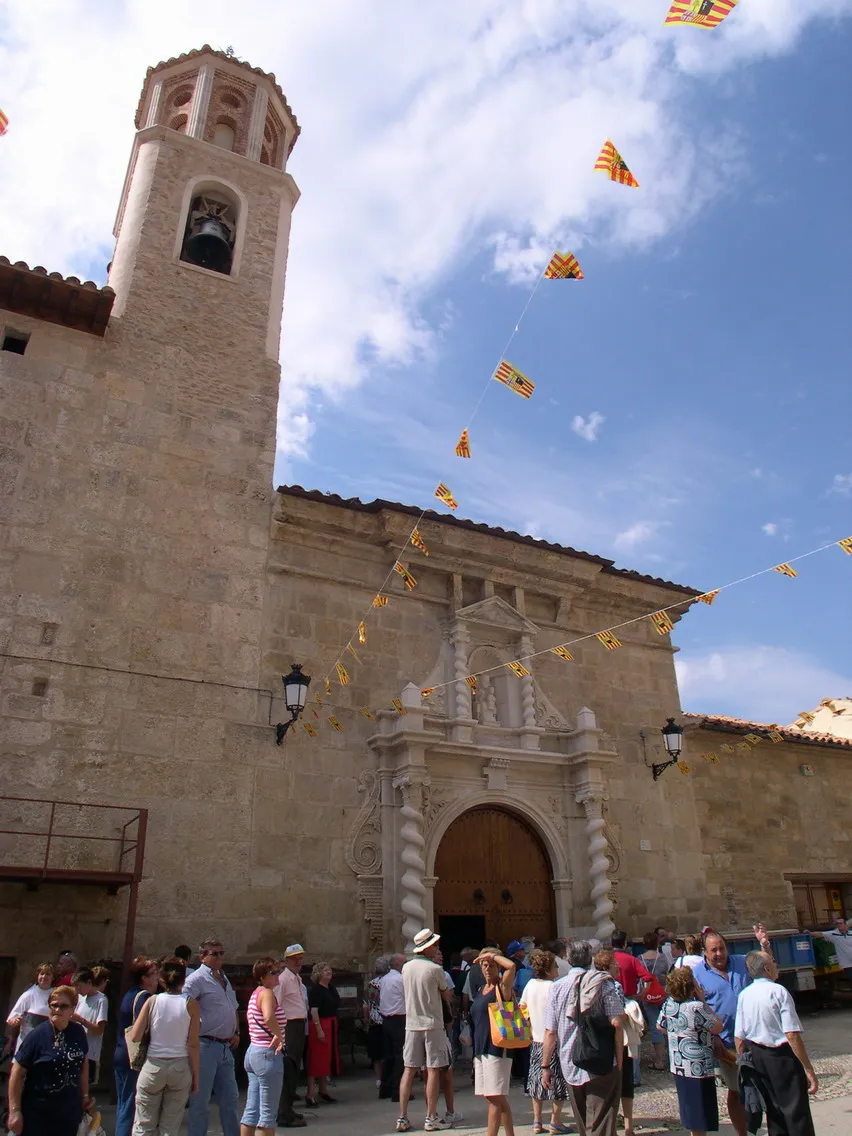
(240, 958, 286, 1136)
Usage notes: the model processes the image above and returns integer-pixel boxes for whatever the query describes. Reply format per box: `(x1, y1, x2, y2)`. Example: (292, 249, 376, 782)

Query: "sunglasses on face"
(49, 1003, 74, 1011)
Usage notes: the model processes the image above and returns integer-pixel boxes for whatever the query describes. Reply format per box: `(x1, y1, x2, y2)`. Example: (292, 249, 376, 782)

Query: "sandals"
(533, 1126, 545, 1135)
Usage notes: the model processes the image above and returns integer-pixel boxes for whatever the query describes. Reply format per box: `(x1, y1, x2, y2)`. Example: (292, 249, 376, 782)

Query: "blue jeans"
(643, 1002, 665, 1045)
(114, 1060, 139, 1136)
(241, 1044, 284, 1128)
(187, 1038, 240, 1136)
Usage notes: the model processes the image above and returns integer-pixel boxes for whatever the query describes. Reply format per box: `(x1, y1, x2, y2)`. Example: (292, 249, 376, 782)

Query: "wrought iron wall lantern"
(275, 664, 311, 744)
(650, 717, 684, 780)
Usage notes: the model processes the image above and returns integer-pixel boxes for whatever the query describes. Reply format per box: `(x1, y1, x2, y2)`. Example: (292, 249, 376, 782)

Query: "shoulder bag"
(126, 992, 155, 1071)
(572, 975, 616, 1076)
(487, 986, 531, 1050)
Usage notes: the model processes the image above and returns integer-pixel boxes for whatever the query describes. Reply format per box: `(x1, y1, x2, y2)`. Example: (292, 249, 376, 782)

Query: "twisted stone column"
(519, 634, 537, 729)
(578, 792, 615, 940)
(394, 773, 428, 951)
(451, 623, 470, 720)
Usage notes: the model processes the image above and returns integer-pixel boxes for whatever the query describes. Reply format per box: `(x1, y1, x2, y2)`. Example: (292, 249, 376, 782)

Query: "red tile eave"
(275, 484, 701, 597)
(684, 713, 852, 750)
(0, 258, 114, 337)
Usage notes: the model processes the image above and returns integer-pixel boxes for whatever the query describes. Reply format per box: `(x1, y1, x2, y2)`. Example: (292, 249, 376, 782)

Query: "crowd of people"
(4, 914, 848, 1135)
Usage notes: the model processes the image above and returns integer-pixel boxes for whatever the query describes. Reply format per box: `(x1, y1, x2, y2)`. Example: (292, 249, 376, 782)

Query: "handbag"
(125, 991, 154, 1071)
(572, 975, 616, 1076)
(487, 986, 531, 1050)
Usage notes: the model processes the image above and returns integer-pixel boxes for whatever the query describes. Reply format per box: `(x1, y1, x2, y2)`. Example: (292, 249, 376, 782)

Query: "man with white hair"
(378, 954, 407, 1102)
(735, 951, 817, 1136)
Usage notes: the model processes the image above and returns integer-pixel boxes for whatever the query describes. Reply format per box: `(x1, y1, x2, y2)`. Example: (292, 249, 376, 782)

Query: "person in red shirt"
(612, 932, 652, 1087)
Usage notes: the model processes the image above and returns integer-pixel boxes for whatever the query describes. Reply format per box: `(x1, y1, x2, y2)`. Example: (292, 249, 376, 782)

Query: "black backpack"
(571, 975, 616, 1076)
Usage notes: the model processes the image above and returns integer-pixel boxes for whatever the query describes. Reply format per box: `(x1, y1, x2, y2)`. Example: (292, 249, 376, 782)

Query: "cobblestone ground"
(97, 1005, 852, 1134)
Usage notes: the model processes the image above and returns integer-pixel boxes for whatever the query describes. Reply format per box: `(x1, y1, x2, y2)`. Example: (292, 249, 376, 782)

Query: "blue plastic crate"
(726, 933, 814, 969)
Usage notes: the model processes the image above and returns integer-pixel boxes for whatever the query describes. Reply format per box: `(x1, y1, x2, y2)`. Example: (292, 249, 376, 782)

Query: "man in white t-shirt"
(72, 967, 108, 1080)
(816, 916, 852, 981)
(396, 929, 452, 1133)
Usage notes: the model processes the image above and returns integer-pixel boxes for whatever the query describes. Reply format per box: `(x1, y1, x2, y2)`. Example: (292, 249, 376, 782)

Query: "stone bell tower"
(109, 45, 300, 368)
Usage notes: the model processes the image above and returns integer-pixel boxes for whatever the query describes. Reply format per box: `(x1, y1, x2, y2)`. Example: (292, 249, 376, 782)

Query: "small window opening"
(41, 621, 58, 645)
(2, 330, 29, 355)
(32, 678, 48, 697)
(213, 122, 236, 151)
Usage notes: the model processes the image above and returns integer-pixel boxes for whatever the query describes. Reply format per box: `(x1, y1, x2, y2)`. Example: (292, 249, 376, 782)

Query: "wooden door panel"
(434, 807, 555, 945)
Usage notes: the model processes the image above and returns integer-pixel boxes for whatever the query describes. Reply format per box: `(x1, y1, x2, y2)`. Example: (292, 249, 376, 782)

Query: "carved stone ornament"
(603, 820, 622, 877)
(534, 690, 572, 731)
(344, 770, 382, 877)
(358, 875, 385, 952)
(422, 782, 454, 833)
(455, 595, 539, 635)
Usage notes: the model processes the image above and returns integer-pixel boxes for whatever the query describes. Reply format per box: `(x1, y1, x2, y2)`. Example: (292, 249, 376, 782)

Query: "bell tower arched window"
(179, 191, 238, 276)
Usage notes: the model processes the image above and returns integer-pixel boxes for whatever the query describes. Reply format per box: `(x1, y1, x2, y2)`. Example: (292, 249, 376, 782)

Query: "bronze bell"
(184, 215, 233, 274)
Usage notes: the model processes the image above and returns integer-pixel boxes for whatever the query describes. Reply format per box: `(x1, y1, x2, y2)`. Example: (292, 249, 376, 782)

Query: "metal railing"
(0, 796, 147, 883)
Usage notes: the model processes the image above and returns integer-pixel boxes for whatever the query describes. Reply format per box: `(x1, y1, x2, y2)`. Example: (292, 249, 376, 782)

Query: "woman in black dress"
(306, 962, 341, 1106)
(7, 984, 91, 1136)
(469, 950, 517, 1136)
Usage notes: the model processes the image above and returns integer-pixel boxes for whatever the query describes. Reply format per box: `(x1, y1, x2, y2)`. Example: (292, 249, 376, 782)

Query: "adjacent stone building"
(1, 47, 849, 996)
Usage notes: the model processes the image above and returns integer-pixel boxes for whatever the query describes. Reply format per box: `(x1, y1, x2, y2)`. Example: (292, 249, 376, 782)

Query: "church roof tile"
(684, 712, 852, 750)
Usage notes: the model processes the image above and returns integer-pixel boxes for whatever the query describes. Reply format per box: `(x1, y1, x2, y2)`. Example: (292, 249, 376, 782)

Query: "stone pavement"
(95, 1006, 852, 1135)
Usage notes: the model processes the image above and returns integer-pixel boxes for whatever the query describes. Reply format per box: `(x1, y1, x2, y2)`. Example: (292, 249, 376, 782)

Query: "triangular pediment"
(455, 595, 539, 634)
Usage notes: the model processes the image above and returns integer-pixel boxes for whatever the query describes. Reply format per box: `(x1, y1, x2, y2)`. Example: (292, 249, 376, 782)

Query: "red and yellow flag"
(594, 139, 639, 188)
(744, 733, 762, 746)
(768, 729, 784, 744)
(664, 1, 739, 30)
(434, 482, 459, 510)
(507, 661, 530, 678)
(336, 662, 350, 685)
(324, 679, 332, 695)
(392, 698, 406, 715)
(360, 708, 376, 721)
(773, 563, 798, 578)
(358, 621, 367, 644)
(596, 630, 622, 651)
(797, 710, 816, 724)
(550, 646, 574, 661)
(544, 251, 584, 280)
(736, 741, 750, 752)
(455, 429, 471, 458)
(393, 561, 417, 590)
(328, 716, 344, 732)
(420, 687, 434, 698)
(410, 528, 430, 556)
(493, 360, 535, 399)
(372, 594, 388, 608)
(303, 722, 317, 738)
(838, 537, 852, 555)
(650, 611, 674, 636)
(721, 744, 735, 754)
(0, 109, 8, 136)
(465, 675, 478, 693)
(697, 590, 720, 605)
(677, 762, 690, 775)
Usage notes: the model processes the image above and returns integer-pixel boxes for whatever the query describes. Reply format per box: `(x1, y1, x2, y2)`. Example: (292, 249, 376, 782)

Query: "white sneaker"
(424, 1117, 451, 1132)
(443, 1110, 464, 1126)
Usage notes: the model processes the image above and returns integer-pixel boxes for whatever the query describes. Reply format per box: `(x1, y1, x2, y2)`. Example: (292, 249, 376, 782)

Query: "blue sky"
(1, 0, 850, 722)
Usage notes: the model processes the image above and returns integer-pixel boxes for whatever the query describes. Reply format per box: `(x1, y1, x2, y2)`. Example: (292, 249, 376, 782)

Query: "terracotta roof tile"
(275, 484, 701, 597)
(0, 257, 115, 336)
(135, 45, 301, 150)
(684, 712, 852, 750)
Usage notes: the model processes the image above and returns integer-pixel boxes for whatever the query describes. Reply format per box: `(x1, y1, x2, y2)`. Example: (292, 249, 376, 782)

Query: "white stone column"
(144, 80, 163, 128)
(451, 623, 470, 720)
(576, 791, 615, 941)
(187, 64, 214, 140)
(519, 633, 542, 750)
(393, 772, 428, 952)
(246, 85, 269, 162)
(551, 878, 574, 937)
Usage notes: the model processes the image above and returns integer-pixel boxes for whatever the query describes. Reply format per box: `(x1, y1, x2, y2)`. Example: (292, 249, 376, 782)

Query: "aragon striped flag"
(551, 646, 574, 661)
(0, 109, 8, 136)
(544, 251, 584, 280)
(744, 733, 762, 746)
(594, 139, 639, 188)
(393, 561, 417, 591)
(773, 563, 798, 578)
(507, 661, 530, 678)
(596, 630, 622, 651)
(650, 611, 674, 635)
(410, 528, 429, 556)
(677, 762, 690, 775)
(420, 687, 434, 698)
(359, 708, 376, 721)
(697, 590, 720, 605)
(391, 698, 406, 715)
(328, 716, 344, 732)
(336, 662, 350, 685)
(838, 537, 852, 555)
(434, 482, 459, 510)
(797, 710, 816, 724)
(455, 429, 471, 458)
(493, 360, 535, 399)
(358, 621, 367, 644)
(768, 729, 784, 744)
(465, 675, 478, 693)
(372, 594, 388, 609)
(324, 679, 332, 695)
(303, 722, 317, 738)
(721, 744, 735, 754)
(664, 1, 739, 30)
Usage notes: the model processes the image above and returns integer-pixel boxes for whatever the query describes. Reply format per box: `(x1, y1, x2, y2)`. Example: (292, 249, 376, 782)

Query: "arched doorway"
(433, 806, 556, 956)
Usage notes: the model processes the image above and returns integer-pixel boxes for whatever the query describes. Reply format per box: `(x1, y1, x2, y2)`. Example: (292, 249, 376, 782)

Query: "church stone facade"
(1, 48, 849, 985)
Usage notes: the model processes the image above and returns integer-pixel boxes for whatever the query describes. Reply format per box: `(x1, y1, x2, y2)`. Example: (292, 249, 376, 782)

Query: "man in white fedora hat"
(275, 944, 308, 1128)
(396, 929, 453, 1132)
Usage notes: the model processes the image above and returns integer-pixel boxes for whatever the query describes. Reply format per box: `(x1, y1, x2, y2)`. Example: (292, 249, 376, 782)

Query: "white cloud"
(571, 411, 605, 443)
(676, 645, 852, 725)
(613, 520, 662, 551)
(762, 522, 778, 536)
(830, 474, 852, 496)
(1, 0, 850, 469)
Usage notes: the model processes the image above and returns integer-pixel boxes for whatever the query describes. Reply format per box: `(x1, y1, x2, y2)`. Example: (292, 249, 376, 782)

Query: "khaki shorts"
(403, 1027, 451, 1069)
(473, 1053, 512, 1097)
